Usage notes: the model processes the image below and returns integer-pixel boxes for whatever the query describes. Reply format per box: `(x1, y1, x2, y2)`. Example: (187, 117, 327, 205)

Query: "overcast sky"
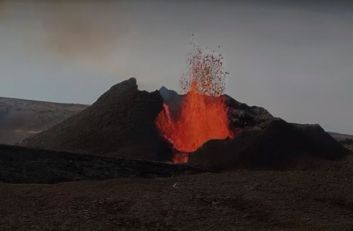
(0, 0, 352, 134)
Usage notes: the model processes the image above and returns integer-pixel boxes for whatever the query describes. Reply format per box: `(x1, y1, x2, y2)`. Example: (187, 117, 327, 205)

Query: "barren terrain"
(0, 150, 352, 230)
(1, 80, 352, 230)
(0, 97, 86, 145)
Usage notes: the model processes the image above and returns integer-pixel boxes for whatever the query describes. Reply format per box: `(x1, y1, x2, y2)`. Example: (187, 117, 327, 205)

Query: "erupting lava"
(155, 47, 234, 163)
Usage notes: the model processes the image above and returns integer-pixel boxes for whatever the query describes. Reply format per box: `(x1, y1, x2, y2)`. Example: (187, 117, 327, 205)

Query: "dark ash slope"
(22, 78, 171, 162)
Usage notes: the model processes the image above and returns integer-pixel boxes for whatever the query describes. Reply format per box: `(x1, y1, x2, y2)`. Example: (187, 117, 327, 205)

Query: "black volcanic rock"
(225, 95, 273, 130)
(188, 119, 348, 171)
(0, 145, 198, 184)
(22, 78, 172, 161)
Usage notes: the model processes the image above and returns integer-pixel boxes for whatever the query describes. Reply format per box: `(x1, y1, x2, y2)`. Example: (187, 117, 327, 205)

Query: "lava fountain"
(155, 47, 234, 163)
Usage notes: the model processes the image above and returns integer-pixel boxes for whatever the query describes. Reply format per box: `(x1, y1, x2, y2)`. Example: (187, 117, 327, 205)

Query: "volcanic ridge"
(21, 78, 348, 171)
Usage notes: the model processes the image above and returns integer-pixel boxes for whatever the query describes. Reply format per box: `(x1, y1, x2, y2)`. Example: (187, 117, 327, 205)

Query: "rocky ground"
(0, 150, 352, 230)
(0, 145, 198, 184)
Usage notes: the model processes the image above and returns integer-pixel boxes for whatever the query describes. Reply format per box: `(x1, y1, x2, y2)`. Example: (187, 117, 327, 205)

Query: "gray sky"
(0, 0, 352, 134)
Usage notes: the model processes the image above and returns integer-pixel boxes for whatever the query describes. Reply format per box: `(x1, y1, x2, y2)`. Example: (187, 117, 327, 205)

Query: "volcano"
(22, 78, 171, 161)
(21, 78, 348, 170)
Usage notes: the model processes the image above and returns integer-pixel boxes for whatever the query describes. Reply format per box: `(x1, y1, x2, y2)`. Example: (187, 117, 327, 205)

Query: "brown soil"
(1, 154, 353, 231)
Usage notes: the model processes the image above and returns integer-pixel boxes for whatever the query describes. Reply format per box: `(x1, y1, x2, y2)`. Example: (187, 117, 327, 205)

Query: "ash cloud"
(0, 0, 127, 72)
(41, 1, 123, 62)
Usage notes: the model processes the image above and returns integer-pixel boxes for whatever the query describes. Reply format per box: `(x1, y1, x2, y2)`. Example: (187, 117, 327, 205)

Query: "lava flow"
(155, 48, 234, 163)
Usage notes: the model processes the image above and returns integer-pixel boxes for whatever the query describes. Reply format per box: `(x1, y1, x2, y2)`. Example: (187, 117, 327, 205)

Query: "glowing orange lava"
(155, 47, 233, 163)
(156, 82, 233, 152)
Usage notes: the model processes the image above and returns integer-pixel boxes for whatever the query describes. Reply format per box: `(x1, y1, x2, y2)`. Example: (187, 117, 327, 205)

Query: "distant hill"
(0, 97, 87, 145)
(329, 132, 353, 142)
(329, 132, 353, 151)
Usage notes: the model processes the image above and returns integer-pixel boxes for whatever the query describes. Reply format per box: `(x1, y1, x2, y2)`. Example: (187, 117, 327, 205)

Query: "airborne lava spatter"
(155, 48, 234, 163)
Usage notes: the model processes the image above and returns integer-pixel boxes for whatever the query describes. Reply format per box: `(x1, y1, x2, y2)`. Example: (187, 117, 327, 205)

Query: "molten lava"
(155, 47, 234, 163)
(156, 82, 232, 153)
